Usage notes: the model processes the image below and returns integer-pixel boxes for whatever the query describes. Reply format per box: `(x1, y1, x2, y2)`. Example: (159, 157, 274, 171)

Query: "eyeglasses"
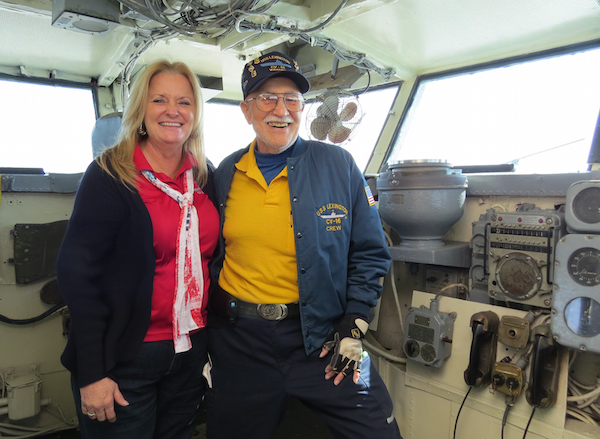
(246, 93, 305, 112)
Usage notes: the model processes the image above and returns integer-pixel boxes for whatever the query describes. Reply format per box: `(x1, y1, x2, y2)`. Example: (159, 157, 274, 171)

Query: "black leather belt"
(211, 285, 300, 322)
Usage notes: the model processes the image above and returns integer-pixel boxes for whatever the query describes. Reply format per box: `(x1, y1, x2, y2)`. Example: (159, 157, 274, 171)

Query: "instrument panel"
(552, 234, 600, 353)
(470, 208, 565, 308)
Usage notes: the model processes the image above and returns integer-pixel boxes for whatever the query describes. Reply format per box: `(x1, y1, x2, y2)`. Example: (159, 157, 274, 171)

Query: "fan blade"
(316, 103, 328, 117)
(316, 105, 338, 122)
(328, 125, 351, 144)
(340, 102, 358, 121)
(319, 95, 339, 120)
(310, 116, 333, 141)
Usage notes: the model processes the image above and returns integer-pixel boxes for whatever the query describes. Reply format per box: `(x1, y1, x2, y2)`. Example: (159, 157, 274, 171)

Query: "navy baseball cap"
(242, 51, 311, 98)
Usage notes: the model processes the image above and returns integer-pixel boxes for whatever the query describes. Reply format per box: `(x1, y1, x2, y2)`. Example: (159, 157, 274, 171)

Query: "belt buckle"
(257, 304, 288, 321)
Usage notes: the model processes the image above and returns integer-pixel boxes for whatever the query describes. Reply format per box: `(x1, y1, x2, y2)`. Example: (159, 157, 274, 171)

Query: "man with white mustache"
(206, 51, 402, 439)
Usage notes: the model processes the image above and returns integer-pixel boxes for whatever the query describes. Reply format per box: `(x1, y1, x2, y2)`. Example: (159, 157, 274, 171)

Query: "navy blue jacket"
(211, 138, 391, 354)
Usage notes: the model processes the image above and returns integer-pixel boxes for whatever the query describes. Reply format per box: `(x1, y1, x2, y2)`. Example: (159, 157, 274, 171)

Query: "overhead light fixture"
(52, 0, 120, 35)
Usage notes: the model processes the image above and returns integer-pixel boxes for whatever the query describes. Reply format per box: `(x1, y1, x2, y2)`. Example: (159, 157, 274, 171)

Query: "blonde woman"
(57, 60, 218, 439)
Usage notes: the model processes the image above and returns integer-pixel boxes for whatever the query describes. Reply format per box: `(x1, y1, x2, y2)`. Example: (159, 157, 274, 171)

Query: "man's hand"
(80, 377, 129, 422)
(320, 314, 369, 385)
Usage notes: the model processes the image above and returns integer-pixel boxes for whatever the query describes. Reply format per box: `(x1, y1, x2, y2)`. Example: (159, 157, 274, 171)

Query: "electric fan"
(305, 89, 363, 145)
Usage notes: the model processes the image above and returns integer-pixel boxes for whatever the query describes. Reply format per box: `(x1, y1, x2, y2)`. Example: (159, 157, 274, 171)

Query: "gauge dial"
(573, 187, 600, 224)
(565, 297, 600, 337)
(568, 247, 600, 286)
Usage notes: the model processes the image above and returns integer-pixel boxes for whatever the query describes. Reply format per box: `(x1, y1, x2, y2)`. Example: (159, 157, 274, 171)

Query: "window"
(387, 48, 600, 174)
(204, 101, 255, 167)
(0, 79, 96, 174)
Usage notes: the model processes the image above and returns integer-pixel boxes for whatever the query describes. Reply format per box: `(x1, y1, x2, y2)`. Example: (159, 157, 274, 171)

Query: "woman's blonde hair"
(97, 60, 207, 189)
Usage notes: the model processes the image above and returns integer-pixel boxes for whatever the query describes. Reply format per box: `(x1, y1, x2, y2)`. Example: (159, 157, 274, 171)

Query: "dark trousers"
(206, 315, 402, 439)
(72, 329, 207, 439)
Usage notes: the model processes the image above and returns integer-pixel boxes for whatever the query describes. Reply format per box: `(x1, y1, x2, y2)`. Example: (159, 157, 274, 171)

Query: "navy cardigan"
(57, 160, 215, 387)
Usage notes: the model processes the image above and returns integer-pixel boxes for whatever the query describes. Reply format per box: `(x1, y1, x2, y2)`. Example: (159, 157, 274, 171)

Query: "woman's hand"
(80, 377, 129, 422)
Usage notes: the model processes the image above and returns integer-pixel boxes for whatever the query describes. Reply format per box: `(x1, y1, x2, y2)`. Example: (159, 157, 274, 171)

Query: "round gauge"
(573, 187, 600, 225)
(420, 344, 436, 363)
(565, 297, 600, 337)
(568, 247, 600, 286)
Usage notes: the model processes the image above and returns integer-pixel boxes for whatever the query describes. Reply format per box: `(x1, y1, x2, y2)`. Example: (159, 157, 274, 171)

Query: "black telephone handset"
(464, 311, 500, 387)
(526, 326, 559, 408)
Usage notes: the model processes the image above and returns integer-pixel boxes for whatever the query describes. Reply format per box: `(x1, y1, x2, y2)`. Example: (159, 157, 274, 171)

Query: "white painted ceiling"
(2, 0, 600, 99)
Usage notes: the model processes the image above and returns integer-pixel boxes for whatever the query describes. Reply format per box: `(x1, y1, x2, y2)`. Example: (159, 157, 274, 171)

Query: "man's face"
(240, 77, 303, 154)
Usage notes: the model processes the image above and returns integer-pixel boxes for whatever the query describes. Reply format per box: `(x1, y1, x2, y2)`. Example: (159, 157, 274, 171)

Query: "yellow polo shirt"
(218, 144, 299, 304)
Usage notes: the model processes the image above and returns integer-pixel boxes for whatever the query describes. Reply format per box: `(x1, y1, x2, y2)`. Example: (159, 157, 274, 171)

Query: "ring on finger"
(87, 412, 96, 418)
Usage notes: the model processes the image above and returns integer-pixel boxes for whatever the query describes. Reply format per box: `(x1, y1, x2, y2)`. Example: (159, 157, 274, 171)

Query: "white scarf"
(142, 168, 204, 353)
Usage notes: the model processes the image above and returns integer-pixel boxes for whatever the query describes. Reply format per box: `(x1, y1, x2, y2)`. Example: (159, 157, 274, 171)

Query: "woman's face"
(143, 72, 196, 151)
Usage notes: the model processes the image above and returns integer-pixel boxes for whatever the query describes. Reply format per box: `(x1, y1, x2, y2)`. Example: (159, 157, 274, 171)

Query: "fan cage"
(305, 90, 363, 145)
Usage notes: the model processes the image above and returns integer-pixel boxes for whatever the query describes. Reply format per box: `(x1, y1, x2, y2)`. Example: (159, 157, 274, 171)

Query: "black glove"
(322, 314, 369, 376)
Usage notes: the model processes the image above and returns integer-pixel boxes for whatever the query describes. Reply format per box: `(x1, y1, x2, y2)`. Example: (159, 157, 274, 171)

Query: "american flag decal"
(365, 186, 375, 206)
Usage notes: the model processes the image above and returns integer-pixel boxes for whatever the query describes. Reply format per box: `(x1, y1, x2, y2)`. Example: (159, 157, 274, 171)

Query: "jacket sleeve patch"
(364, 186, 376, 206)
